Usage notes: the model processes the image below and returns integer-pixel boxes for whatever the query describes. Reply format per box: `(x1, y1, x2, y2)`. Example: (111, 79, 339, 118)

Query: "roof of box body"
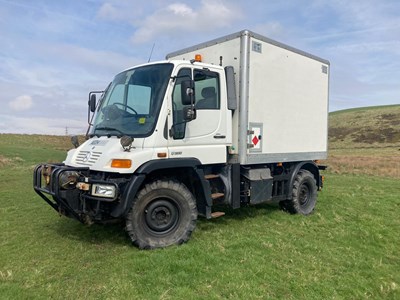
(166, 29, 330, 66)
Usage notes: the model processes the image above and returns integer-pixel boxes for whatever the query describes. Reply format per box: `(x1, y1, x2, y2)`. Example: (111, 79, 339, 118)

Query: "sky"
(0, 0, 399, 135)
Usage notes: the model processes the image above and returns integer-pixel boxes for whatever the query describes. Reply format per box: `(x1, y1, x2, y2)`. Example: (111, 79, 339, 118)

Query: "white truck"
(34, 30, 329, 249)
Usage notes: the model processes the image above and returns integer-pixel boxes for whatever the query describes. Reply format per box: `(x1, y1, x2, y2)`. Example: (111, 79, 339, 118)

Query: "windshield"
(90, 63, 173, 137)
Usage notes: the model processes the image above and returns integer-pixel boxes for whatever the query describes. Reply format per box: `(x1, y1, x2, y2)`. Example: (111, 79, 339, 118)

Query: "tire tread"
(126, 179, 197, 249)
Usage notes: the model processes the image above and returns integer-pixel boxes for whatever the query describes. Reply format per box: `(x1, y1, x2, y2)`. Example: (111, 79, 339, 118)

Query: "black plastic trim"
(135, 158, 202, 174)
(231, 163, 241, 209)
(111, 174, 146, 218)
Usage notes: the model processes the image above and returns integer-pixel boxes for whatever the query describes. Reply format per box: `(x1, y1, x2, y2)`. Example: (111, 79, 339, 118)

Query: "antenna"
(148, 43, 155, 63)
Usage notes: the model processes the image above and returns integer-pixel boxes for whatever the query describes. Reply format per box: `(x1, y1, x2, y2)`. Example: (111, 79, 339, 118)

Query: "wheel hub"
(145, 199, 179, 234)
(299, 185, 310, 205)
(152, 207, 170, 222)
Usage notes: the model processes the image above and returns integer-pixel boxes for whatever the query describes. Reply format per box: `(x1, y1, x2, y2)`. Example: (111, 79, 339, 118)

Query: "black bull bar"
(33, 163, 146, 222)
(33, 163, 90, 223)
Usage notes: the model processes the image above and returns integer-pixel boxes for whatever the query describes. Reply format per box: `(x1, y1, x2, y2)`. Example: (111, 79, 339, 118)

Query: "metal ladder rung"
(211, 192, 224, 200)
(211, 211, 225, 218)
(205, 174, 219, 180)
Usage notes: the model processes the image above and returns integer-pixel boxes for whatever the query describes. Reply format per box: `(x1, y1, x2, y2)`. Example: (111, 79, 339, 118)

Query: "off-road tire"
(280, 170, 317, 215)
(126, 179, 197, 249)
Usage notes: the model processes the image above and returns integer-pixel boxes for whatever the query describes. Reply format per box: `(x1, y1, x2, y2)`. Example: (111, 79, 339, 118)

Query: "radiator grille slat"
(74, 151, 102, 166)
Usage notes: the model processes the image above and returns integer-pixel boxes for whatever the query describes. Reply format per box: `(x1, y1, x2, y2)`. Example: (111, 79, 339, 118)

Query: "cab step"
(211, 192, 224, 200)
(211, 211, 225, 218)
(204, 174, 219, 180)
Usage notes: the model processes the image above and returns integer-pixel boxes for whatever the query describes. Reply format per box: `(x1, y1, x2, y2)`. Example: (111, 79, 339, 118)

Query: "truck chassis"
(34, 160, 324, 249)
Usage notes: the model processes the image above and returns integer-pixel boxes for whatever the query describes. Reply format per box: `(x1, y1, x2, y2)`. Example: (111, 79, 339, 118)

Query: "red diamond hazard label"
(252, 135, 259, 146)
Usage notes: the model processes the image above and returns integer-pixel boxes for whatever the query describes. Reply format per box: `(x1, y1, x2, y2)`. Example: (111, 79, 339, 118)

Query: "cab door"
(167, 65, 228, 164)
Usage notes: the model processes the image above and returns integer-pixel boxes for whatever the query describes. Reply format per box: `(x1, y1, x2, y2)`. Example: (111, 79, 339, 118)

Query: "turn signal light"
(111, 159, 132, 168)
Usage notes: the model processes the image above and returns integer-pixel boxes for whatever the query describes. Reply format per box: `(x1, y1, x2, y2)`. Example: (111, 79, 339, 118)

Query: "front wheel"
(280, 170, 317, 215)
(126, 180, 197, 249)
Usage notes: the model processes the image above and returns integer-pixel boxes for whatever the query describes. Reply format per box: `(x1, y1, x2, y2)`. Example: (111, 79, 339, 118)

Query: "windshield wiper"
(93, 126, 126, 137)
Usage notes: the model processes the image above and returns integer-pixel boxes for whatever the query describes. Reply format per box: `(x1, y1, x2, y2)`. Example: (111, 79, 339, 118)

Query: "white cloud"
(168, 3, 194, 16)
(97, 3, 120, 20)
(131, 0, 241, 43)
(9, 95, 33, 111)
(96, 1, 146, 22)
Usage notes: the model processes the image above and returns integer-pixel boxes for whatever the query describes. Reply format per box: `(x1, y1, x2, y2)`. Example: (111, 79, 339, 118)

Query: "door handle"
(213, 134, 226, 139)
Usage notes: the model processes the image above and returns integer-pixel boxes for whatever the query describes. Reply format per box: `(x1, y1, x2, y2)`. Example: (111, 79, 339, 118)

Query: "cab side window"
(194, 70, 220, 110)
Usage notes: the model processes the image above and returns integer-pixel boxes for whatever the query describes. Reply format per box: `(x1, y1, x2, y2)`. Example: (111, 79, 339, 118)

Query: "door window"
(194, 69, 220, 110)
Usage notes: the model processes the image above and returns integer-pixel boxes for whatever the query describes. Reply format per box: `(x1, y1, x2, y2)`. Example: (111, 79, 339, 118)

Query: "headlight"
(91, 184, 116, 199)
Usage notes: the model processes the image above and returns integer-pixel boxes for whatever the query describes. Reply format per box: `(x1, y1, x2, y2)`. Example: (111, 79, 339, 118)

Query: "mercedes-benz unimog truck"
(33, 30, 329, 249)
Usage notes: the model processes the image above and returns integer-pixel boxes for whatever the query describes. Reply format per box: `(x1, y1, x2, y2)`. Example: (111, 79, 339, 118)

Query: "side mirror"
(181, 80, 195, 106)
(89, 94, 96, 112)
(71, 136, 80, 148)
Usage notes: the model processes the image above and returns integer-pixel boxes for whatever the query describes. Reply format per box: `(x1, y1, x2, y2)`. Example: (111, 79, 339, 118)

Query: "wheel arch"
(287, 161, 320, 200)
(115, 158, 210, 218)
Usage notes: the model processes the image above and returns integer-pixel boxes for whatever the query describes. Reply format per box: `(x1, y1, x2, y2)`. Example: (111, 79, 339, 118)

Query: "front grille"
(75, 151, 102, 166)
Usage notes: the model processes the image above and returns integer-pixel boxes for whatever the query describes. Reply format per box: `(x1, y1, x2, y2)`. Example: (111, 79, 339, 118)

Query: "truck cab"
(68, 60, 231, 172)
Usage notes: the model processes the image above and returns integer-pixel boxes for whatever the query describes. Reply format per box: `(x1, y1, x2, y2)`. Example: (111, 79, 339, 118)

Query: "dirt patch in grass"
(0, 155, 25, 168)
(0, 155, 12, 167)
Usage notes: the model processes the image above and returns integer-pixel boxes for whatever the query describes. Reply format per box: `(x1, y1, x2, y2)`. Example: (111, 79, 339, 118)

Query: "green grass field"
(1, 105, 400, 299)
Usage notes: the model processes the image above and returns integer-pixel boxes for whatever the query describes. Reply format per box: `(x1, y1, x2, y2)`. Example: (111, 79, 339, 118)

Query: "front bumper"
(33, 163, 122, 223)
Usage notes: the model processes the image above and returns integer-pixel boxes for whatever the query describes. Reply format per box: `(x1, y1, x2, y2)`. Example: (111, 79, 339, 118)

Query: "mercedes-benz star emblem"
(82, 152, 92, 162)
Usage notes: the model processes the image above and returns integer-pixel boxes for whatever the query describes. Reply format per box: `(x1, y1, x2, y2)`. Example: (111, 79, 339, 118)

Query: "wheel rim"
(144, 199, 180, 235)
(299, 184, 311, 206)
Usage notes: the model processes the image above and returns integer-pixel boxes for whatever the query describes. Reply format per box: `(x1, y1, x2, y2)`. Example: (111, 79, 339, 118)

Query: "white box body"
(167, 30, 329, 165)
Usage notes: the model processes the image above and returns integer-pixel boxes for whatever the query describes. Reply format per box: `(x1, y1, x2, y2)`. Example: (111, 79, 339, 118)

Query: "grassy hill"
(327, 105, 400, 178)
(329, 104, 400, 149)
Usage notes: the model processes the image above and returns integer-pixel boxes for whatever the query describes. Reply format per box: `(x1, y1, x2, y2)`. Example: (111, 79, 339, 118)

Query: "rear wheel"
(280, 170, 317, 215)
(126, 179, 197, 249)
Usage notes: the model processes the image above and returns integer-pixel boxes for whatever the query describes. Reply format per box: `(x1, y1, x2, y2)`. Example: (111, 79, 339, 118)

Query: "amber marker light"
(111, 159, 132, 168)
(157, 152, 167, 158)
(194, 54, 202, 62)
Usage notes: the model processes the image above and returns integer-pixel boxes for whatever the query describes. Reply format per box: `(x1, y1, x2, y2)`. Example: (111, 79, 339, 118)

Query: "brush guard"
(33, 163, 91, 223)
